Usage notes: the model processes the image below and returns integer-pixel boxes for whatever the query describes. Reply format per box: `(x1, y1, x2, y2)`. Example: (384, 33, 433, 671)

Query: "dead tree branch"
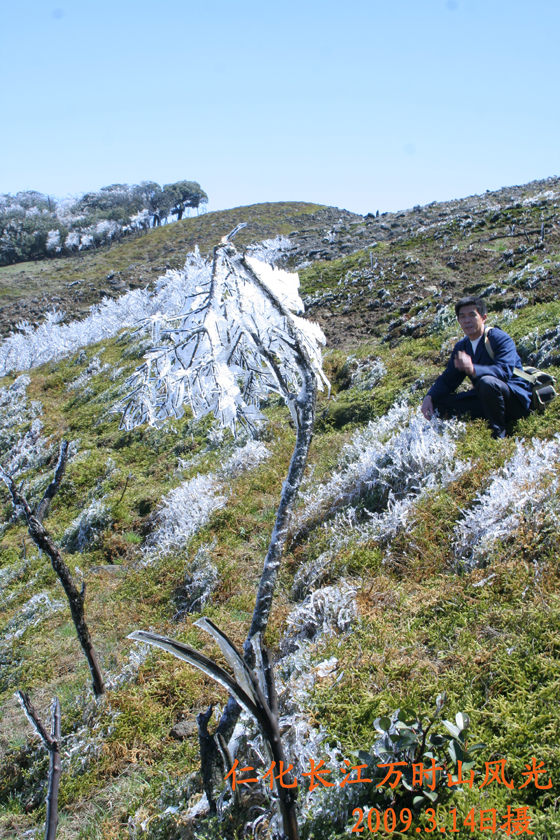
(35, 441, 69, 523)
(16, 691, 62, 840)
(1, 447, 105, 697)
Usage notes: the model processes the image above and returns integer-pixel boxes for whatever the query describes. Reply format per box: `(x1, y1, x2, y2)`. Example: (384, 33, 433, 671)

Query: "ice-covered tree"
(122, 226, 329, 834)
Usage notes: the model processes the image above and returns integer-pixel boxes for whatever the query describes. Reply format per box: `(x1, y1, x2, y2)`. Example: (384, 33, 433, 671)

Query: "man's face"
(457, 305, 487, 339)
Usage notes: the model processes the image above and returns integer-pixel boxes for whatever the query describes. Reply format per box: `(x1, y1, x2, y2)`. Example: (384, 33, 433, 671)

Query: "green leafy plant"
(350, 694, 484, 817)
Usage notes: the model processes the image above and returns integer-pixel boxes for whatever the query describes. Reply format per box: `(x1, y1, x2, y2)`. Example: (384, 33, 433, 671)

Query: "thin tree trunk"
(200, 362, 317, 832)
(45, 698, 62, 840)
(245, 364, 317, 649)
(16, 693, 62, 840)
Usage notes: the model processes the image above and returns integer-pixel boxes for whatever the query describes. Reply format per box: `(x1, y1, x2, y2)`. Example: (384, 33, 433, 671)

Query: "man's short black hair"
(455, 296, 487, 319)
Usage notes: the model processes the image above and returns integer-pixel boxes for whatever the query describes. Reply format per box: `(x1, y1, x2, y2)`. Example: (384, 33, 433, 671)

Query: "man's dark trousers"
(432, 374, 530, 438)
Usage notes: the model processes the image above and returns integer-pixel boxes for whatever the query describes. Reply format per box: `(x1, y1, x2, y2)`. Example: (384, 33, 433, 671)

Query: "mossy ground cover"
(1, 198, 560, 838)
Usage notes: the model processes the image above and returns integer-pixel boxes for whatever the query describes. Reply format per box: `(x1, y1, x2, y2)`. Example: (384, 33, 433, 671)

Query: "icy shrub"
(219, 440, 271, 478)
(174, 543, 219, 617)
(492, 308, 518, 328)
(62, 498, 113, 553)
(1, 592, 64, 643)
(507, 262, 555, 289)
(145, 442, 270, 560)
(0, 375, 43, 462)
(518, 324, 560, 369)
(291, 404, 468, 595)
(293, 403, 467, 540)
(454, 436, 560, 568)
(105, 643, 151, 690)
(3, 418, 47, 478)
(144, 474, 226, 558)
(281, 582, 357, 654)
(429, 304, 457, 335)
(0, 561, 30, 607)
(348, 356, 387, 391)
(66, 354, 110, 390)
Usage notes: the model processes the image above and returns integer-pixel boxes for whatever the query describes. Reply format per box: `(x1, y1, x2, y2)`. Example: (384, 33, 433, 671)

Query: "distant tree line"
(0, 180, 208, 266)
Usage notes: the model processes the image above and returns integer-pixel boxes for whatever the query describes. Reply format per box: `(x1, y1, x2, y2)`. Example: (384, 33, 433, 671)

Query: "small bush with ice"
(293, 402, 467, 541)
(62, 498, 113, 553)
(1, 592, 64, 643)
(145, 473, 225, 559)
(281, 581, 357, 654)
(347, 356, 387, 391)
(174, 542, 219, 617)
(454, 436, 560, 568)
(0, 375, 45, 475)
(518, 323, 560, 369)
(219, 440, 271, 478)
(145, 442, 271, 559)
(66, 354, 110, 390)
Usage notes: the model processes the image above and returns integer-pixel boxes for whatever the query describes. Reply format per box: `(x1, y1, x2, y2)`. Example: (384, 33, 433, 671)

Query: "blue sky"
(0, 0, 558, 215)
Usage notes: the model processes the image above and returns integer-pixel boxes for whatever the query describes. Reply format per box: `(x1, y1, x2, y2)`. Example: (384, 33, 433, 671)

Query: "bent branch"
(1, 446, 105, 697)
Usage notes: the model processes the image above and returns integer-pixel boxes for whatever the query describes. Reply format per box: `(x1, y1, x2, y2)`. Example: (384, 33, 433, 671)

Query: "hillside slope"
(0, 202, 359, 338)
(0, 177, 559, 839)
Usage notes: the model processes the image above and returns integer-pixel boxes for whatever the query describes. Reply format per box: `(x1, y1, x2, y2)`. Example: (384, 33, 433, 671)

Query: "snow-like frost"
(62, 498, 113, 553)
(518, 321, 560, 369)
(219, 440, 271, 478)
(0, 291, 153, 377)
(174, 542, 219, 617)
(348, 356, 386, 391)
(0, 375, 43, 467)
(291, 403, 468, 595)
(144, 473, 224, 559)
(66, 354, 110, 390)
(145, 441, 271, 559)
(281, 581, 357, 654)
(1, 592, 64, 642)
(454, 436, 560, 568)
(2, 418, 47, 478)
(293, 402, 467, 539)
(105, 643, 152, 690)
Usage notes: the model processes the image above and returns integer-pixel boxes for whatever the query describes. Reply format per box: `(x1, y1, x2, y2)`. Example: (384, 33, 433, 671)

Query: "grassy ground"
(0, 195, 559, 839)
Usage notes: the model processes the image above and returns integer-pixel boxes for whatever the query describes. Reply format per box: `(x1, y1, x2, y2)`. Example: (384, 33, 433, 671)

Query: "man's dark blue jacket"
(427, 326, 532, 411)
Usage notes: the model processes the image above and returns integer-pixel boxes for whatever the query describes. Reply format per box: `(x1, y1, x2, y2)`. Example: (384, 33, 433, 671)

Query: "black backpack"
(484, 326, 557, 413)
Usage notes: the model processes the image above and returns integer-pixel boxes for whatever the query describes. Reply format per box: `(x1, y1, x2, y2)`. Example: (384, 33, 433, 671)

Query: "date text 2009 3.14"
(351, 806, 534, 835)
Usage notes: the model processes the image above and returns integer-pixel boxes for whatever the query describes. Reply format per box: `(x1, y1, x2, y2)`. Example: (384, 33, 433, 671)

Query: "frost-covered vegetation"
(0, 239, 302, 378)
(0, 180, 208, 265)
(454, 436, 560, 568)
(145, 442, 271, 559)
(293, 402, 467, 540)
(2, 186, 560, 839)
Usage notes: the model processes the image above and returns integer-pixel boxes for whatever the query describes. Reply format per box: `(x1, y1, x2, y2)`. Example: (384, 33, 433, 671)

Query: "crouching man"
(421, 296, 531, 438)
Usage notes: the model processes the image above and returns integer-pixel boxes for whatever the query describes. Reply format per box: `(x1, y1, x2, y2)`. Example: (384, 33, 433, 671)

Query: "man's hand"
(454, 350, 475, 377)
(421, 395, 434, 420)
